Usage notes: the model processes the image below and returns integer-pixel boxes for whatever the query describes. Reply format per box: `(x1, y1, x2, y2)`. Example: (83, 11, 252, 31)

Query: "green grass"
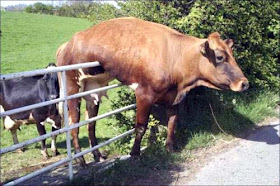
(0, 12, 130, 183)
(1, 11, 93, 73)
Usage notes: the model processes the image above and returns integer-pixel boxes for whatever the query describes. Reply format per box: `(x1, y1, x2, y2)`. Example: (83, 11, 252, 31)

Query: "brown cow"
(57, 17, 248, 167)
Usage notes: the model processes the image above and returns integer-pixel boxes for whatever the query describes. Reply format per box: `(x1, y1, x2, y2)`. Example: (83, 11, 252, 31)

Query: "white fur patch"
(77, 71, 111, 104)
(129, 83, 139, 90)
(41, 117, 57, 129)
(47, 65, 56, 69)
(90, 93, 100, 105)
(4, 116, 16, 130)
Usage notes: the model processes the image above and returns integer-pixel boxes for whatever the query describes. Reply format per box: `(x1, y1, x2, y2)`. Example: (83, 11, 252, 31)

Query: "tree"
(25, 3, 54, 15)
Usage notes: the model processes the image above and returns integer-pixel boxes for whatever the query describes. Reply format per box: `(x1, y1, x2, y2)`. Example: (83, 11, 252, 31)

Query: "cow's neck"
(171, 38, 206, 105)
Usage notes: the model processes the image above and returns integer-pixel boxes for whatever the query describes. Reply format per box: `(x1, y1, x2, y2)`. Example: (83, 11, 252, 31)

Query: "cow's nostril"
(242, 82, 249, 91)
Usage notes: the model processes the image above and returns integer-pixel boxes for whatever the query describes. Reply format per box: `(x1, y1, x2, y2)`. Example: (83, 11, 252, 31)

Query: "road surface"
(188, 119, 279, 185)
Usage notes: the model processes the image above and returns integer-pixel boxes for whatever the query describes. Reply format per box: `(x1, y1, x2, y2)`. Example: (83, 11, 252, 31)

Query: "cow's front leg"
(130, 87, 154, 156)
(35, 122, 49, 159)
(10, 127, 24, 152)
(68, 98, 86, 167)
(165, 105, 179, 153)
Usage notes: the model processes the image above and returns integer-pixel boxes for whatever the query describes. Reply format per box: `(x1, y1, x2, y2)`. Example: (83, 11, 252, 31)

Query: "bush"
(118, 1, 181, 28)
(82, 3, 121, 24)
(55, 2, 91, 18)
(175, 0, 279, 90)
(25, 3, 54, 15)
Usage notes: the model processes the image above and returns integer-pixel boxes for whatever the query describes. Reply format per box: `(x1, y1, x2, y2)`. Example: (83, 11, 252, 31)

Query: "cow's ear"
(200, 41, 209, 56)
(225, 39, 234, 48)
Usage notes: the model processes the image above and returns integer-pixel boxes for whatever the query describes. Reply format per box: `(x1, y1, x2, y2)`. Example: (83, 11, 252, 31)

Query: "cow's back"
(58, 18, 189, 90)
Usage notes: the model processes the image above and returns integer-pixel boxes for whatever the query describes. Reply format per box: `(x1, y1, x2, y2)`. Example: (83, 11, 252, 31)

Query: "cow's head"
(199, 32, 249, 92)
(42, 63, 60, 100)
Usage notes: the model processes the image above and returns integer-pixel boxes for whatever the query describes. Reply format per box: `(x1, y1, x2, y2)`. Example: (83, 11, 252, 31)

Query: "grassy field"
(1, 11, 93, 73)
(0, 11, 130, 183)
(1, 12, 278, 185)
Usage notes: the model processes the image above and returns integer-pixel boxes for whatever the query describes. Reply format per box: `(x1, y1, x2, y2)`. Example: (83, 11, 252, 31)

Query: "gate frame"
(0, 62, 136, 185)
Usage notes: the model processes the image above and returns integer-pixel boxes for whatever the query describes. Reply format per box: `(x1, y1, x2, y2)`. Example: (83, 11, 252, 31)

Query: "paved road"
(188, 119, 280, 185)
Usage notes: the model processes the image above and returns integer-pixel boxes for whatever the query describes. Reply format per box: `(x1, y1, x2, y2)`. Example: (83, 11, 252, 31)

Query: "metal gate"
(0, 62, 136, 185)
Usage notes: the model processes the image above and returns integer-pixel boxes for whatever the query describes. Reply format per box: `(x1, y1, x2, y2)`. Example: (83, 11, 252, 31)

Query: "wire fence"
(0, 62, 136, 185)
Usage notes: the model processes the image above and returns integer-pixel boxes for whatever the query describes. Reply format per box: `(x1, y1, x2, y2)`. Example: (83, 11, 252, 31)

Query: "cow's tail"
(56, 42, 69, 126)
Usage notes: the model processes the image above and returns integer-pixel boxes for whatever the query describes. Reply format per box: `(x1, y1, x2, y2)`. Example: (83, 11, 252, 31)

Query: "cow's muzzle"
(230, 78, 249, 92)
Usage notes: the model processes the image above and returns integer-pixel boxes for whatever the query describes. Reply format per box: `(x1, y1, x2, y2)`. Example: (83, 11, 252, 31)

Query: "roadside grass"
(70, 144, 184, 186)
(1, 12, 279, 185)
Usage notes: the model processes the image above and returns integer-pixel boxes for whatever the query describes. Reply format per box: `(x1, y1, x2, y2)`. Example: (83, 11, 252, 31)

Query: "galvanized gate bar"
(5, 127, 137, 186)
(0, 98, 63, 117)
(5, 158, 71, 186)
(1, 62, 137, 186)
(0, 62, 100, 80)
(61, 71, 73, 180)
(73, 128, 135, 159)
(0, 104, 136, 155)
(0, 83, 121, 118)
(67, 84, 122, 100)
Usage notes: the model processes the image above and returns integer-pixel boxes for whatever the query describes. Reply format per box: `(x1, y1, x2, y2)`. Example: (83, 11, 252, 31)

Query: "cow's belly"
(1, 106, 56, 130)
(2, 114, 35, 130)
(79, 72, 112, 105)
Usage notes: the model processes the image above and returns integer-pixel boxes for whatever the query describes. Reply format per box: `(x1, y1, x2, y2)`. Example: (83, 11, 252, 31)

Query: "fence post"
(61, 71, 73, 180)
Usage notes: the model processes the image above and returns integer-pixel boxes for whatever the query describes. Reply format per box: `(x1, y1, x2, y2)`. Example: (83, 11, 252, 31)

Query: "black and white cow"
(0, 63, 61, 158)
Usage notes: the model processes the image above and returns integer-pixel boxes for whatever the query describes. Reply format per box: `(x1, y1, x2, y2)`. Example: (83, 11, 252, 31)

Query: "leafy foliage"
(81, 3, 121, 25)
(175, 0, 279, 89)
(55, 2, 92, 18)
(25, 3, 54, 15)
(118, 0, 181, 28)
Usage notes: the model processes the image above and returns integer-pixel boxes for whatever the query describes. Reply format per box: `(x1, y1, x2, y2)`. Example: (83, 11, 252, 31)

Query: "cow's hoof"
(76, 157, 87, 168)
(42, 155, 50, 160)
(101, 153, 108, 160)
(41, 150, 50, 160)
(52, 150, 60, 156)
(16, 148, 24, 153)
(166, 143, 174, 153)
(130, 155, 141, 164)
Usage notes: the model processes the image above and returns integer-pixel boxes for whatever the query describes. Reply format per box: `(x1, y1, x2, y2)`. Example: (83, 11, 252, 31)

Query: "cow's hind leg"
(68, 98, 87, 167)
(85, 101, 105, 162)
(51, 127, 60, 156)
